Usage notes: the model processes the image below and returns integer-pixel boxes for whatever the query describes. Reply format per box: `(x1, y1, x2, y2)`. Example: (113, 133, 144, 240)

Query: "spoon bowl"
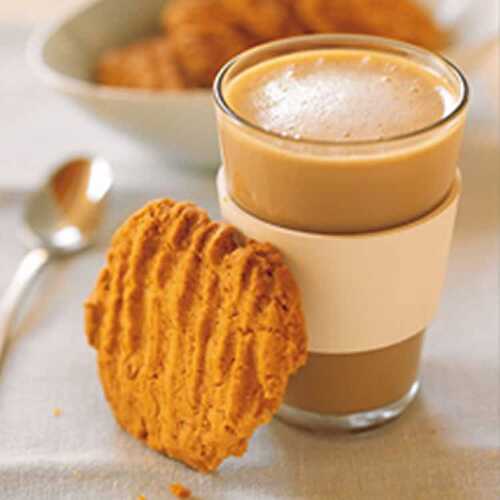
(24, 156, 113, 254)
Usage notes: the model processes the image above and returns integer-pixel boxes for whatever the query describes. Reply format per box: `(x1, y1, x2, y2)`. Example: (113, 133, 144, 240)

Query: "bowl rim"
(26, 0, 212, 101)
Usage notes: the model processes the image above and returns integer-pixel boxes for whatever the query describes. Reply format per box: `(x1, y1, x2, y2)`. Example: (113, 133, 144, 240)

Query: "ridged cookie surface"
(85, 200, 307, 472)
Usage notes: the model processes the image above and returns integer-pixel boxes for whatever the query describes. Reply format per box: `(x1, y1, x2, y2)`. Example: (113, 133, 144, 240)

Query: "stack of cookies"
(96, 0, 447, 90)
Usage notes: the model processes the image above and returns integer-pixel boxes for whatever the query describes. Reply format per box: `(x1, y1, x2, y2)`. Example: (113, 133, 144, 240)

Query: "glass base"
(277, 380, 420, 431)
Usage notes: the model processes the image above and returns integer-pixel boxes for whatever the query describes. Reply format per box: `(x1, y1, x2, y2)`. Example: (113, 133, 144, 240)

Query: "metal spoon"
(0, 156, 113, 359)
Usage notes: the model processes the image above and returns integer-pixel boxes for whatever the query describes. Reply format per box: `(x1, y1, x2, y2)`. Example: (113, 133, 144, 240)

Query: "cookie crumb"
(169, 483, 191, 498)
(52, 407, 63, 417)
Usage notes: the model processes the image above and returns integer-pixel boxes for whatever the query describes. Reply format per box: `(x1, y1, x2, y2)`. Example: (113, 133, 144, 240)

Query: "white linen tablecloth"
(0, 4, 499, 500)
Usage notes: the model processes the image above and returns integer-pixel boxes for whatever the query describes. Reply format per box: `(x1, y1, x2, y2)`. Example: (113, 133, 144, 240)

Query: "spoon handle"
(0, 248, 51, 361)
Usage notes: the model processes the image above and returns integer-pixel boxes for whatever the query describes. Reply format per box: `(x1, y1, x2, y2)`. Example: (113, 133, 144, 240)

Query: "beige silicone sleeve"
(217, 167, 461, 354)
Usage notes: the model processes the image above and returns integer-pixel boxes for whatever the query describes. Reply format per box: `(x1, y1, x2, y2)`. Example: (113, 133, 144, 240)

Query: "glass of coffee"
(214, 35, 469, 430)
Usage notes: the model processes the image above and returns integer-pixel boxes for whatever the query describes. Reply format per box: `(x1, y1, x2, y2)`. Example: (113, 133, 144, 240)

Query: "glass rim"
(213, 34, 469, 148)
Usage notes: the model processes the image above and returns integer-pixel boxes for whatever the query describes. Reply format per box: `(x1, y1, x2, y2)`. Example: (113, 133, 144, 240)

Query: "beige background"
(0, 1, 498, 499)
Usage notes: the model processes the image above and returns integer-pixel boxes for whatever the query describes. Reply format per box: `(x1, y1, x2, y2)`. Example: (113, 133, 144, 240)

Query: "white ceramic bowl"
(29, 0, 497, 170)
(29, 0, 218, 168)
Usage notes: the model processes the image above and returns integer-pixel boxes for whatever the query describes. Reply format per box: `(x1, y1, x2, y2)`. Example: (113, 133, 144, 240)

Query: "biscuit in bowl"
(295, 0, 447, 50)
(85, 199, 307, 472)
(220, 0, 305, 41)
(96, 37, 188, 90)
(162, 0, 238, 33)
(169, 23, 255, 87)
(351, 0, 448, 50)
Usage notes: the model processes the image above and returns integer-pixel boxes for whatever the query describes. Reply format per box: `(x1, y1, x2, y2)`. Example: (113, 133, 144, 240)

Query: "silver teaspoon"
(0, 156, 113, 359)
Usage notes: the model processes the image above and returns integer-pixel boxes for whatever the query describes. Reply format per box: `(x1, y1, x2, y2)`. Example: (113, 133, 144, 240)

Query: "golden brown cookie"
(162, 0, 238, 33)
(85, 200, 307, 472)
(294, 0, 355, 33)
(163, 0, 303, 41)
(169, 23, 254, 87)
(295, 0, 447, 50)
(353, 0, 447, 50)
(220, 0, 305, 40)
(96, 37, 188, 90)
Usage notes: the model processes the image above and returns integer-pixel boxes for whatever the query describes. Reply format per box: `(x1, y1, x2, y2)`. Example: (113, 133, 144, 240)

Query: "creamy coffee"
(284, 333, 424, 415)
(217, 48, 466, 234)
(214, 36, 468, 426)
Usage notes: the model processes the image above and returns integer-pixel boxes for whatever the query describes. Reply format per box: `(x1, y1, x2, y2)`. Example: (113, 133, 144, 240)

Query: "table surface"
(0, 3, 499, 500)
